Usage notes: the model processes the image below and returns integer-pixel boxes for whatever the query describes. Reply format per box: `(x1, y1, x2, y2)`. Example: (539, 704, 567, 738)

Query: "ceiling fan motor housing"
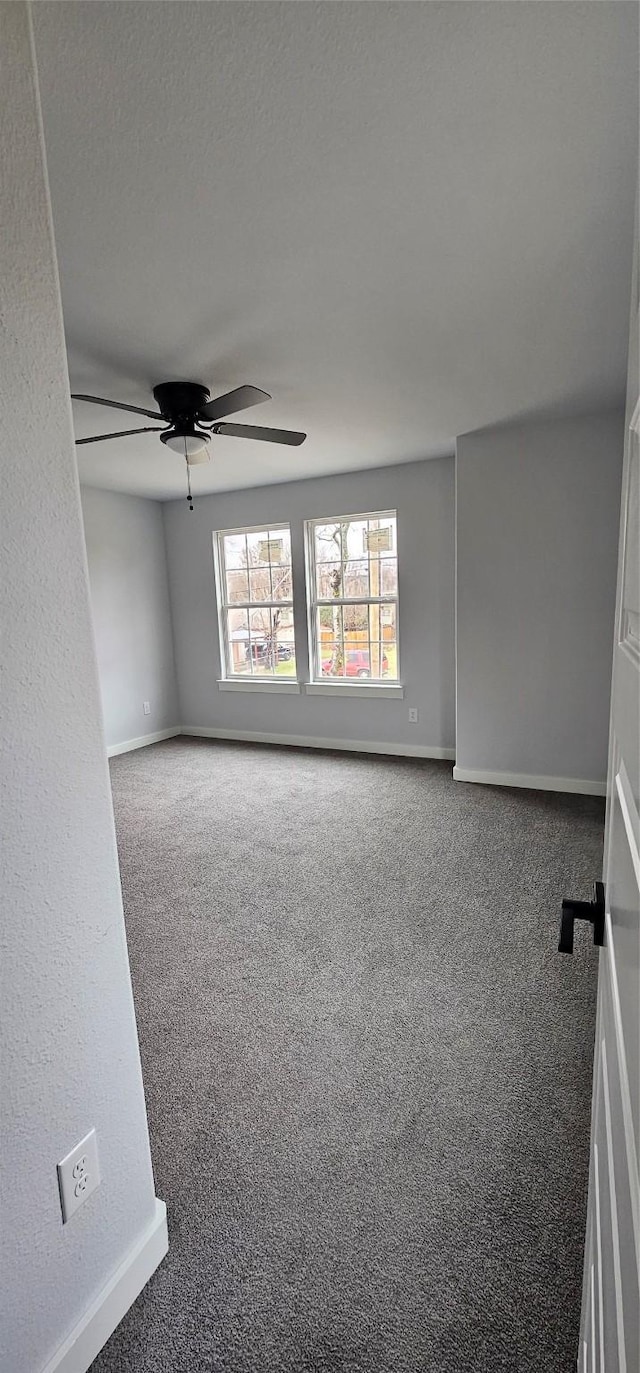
(153, 381, 210, 423)
(154, 381, 212, 460)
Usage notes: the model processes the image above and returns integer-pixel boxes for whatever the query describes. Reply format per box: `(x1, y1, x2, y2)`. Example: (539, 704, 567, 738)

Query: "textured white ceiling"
(33, 1, 637, 499)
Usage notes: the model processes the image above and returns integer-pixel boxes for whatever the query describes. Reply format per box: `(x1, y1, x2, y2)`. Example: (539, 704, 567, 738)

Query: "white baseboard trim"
(181, 726, 455, 761)
(41, 1199, 168, 1373)
(107, 728, 181, 758)
(452, 764, 606, 796)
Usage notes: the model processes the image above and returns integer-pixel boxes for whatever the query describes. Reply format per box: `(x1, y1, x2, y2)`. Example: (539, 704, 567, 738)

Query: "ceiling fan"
(72, 381, 307, 508)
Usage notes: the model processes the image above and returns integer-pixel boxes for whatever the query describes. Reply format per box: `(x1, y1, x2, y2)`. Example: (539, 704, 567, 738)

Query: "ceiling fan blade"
(76, 426, 166, 445)
(72, 393, 162, 420)
(213, 422, 306, 446)
(199, 385, 271, 422)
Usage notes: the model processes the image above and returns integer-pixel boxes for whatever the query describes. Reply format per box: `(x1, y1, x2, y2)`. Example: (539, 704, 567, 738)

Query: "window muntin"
(307, 512, 399, 682)
(215, 525, 296, 678)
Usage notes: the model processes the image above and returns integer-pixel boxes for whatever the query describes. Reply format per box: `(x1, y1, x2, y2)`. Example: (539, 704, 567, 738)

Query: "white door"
(578, 209, 639, 1373)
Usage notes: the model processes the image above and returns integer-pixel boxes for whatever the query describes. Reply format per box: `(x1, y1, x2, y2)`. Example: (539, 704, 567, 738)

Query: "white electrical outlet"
(57, 1128, 100, 1223)
(408, 708, 419, 723)
(143, 700, 151, 715)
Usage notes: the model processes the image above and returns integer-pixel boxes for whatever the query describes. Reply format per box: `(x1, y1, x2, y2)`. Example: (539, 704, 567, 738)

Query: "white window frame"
(213, 522, 300, 692)
(304, 509, 402, 694)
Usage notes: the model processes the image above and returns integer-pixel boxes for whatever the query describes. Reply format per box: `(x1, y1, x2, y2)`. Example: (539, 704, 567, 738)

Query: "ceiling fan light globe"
(161, 429, 210, 457)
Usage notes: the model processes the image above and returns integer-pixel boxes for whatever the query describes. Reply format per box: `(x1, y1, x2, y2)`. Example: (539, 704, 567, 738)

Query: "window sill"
(305, 682, 404, 699)
(218, 678, 301, 694)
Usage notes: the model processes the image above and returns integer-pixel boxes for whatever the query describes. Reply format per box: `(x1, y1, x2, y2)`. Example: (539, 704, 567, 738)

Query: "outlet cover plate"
(57, 1128, 100, 1223)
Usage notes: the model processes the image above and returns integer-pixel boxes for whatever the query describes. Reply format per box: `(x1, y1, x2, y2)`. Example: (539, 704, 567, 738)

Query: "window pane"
(344, 519, 368, 562)
(245, 527, 291, 569)
(226, 568, 249, 604)
(248, 606, 271, 638)
(380, 559, 397, 595)
(346, 602, 374, 678)
(369, 605, 397, 680)
(269, 528, 291, 564)
(248, 567, 272, 602)
(226, 608, 251, 674)
(343, 602, 369, 634)
(379, 602, 397, 636)
(314, 523, 344, 564)
(270, 608, 297, 677)
(317, 606, 344, 677)
(251, 647, 290, 675)
(383, 643, 398, 679)
(253, 645, 297, 676)
(369, 645, 386, 678)
(271, 565, 292, 601)
(223, 533, 246, 569)
(246, 529, 270, 566)
(250, 606, 296, 677)
(346, 648, 372, 677)
(316, 561, 342, 598)
(320, 645, 346, 678)
(343, 560, 370, 598)
(367, 514, 396, 557)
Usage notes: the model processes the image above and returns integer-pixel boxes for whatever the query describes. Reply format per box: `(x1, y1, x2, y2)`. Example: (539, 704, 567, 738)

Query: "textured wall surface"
(163, 457, 455, 750)
(81, 488, 179, 749)
(456, 411, 624, 785)
(0, 8, 159, 1372)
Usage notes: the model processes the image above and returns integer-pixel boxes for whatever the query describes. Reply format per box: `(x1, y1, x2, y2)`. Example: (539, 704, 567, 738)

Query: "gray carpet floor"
(94, 738, 603, 1373)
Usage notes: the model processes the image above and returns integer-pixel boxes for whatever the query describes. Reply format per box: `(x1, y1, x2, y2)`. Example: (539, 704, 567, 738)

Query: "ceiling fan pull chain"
(184, 439, 194, 511)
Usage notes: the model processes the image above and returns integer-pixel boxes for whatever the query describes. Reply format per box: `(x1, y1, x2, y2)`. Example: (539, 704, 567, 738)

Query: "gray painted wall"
(81, 487, 179, 749)
(1, 9, 160, 1371)
(163, 458, 455, 751)
(456, 410, 624, 786)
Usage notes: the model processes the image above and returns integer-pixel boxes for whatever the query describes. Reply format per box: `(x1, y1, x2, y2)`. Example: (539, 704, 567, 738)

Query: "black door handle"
(558, 881, 605, 954)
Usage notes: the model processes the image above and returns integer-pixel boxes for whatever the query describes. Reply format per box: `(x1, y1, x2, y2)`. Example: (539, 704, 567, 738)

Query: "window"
(214, 524, 296, 679)
(306, 511, 399, 682)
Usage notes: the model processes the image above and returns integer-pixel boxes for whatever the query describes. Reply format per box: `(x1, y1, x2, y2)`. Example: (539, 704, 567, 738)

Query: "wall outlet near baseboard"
(408, 708, 419, 723)
(143, 701, 151, 715)
(57, 1127, 100, 1223)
